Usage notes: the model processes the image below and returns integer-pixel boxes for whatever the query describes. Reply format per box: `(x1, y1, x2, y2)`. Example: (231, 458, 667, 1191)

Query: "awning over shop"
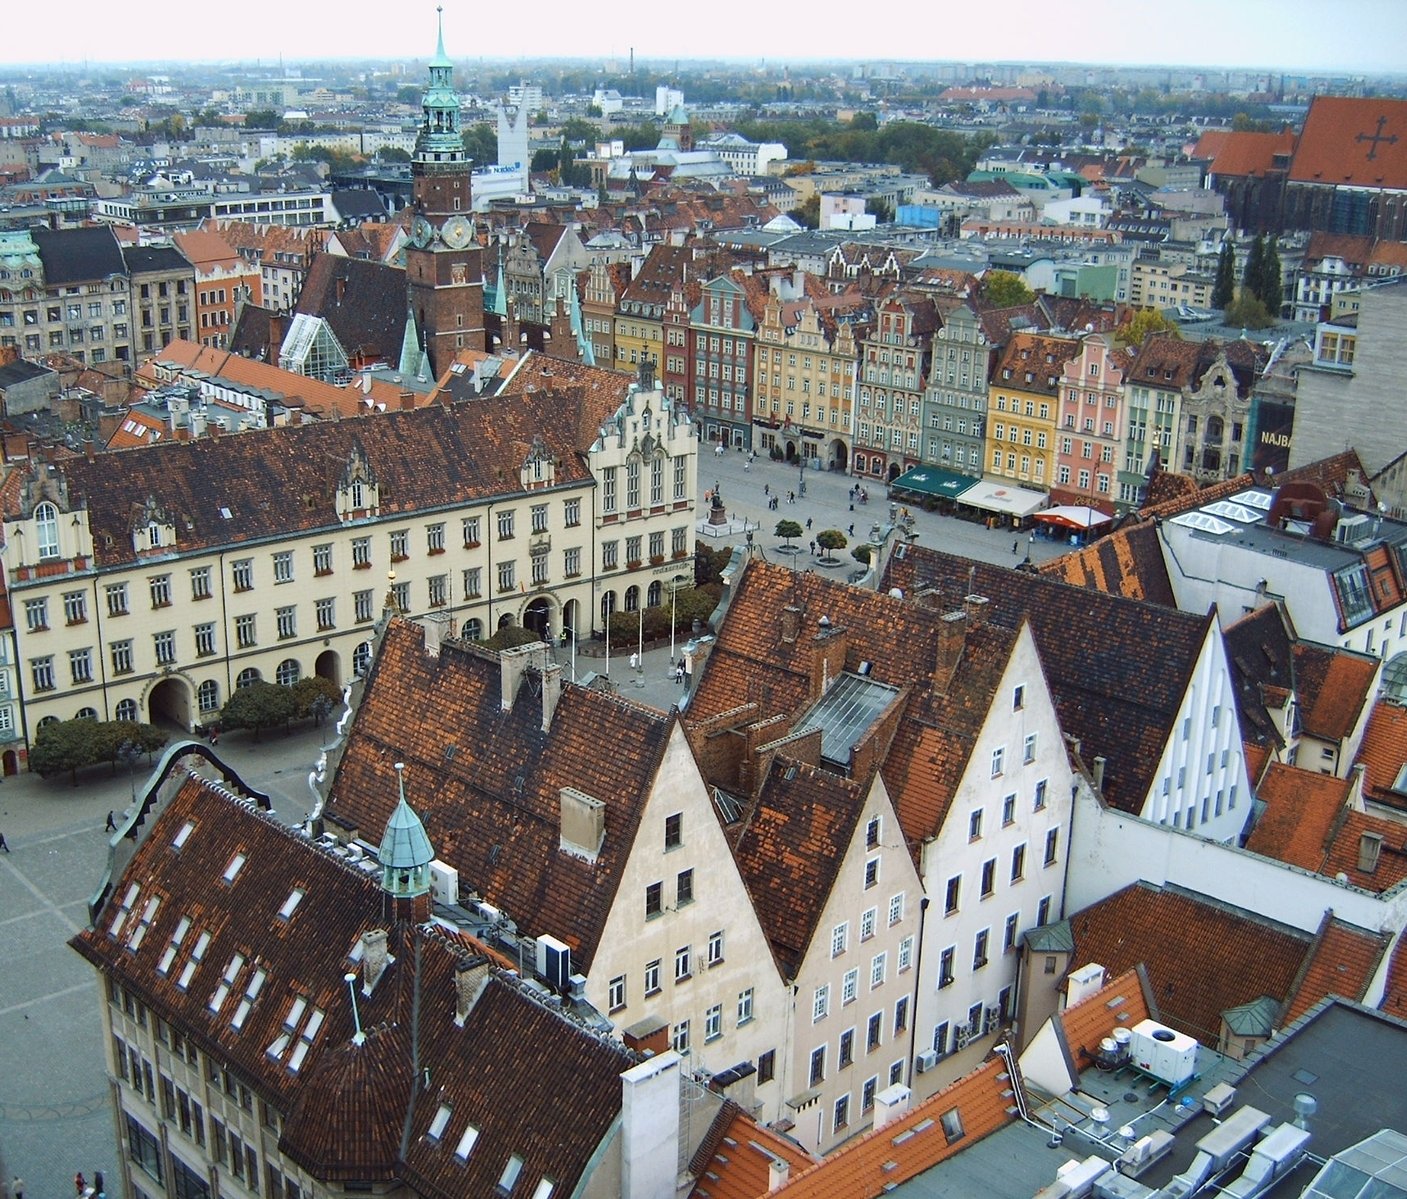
(960, 479, 1048, 518)
(1033, 505, 1115, 530)
(890, 466, 976, 501)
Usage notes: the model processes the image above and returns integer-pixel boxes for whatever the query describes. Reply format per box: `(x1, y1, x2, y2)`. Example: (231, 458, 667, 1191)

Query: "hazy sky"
(5, 0, 1405, 73)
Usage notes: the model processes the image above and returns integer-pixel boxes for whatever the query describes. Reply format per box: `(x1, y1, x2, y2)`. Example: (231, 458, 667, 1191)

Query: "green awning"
(890, 466, 976, 500)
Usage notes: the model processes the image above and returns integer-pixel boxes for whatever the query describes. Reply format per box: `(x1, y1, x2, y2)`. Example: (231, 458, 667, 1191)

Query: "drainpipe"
(906, 895, 930, 1085)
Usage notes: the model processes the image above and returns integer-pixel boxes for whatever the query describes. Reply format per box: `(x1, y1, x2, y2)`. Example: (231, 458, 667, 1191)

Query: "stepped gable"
(1065, 881, 1311, 1046)
(324, 619, 672, 972)
(295, 254, 406, 364)
(69, 772, 391, 1110)
(885, 545, 1210, 817)
(687, 561, 1021, 848)
(50, 388, 589, 570)
(1292, 640, 1379, 742)
(1039, 519, 1177, 607)
(731, 757, 867, 979)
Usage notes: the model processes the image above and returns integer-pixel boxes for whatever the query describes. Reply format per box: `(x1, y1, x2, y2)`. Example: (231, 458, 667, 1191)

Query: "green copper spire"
(429, 5, 451, 68)
(415, 7, 464, 166)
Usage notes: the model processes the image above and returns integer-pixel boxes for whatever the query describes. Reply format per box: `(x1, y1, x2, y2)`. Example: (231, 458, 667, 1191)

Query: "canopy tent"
(1033, 505, 1115, 530)
(958, 479, 1048, 519)
(889, 466, 976, 502)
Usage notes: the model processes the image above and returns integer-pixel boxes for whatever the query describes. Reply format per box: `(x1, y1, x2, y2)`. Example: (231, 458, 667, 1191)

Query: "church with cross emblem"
(1282, 96, 1407, 240)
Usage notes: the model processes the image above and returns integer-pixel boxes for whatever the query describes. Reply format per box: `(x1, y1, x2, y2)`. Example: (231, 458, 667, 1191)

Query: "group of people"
(848, 484, 869, 508)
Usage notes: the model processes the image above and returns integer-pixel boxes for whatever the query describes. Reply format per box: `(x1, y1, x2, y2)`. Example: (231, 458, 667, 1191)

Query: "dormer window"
(35, 501, 59, 559)
(351, 481, 364, 509)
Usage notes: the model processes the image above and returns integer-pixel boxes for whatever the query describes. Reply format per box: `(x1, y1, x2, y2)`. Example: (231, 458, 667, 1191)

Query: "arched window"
(647, 581, 662, 607)
(601, 591, 617, 623)
(38, 714, 59, 728)
(624, 586, 640, 612)
(115, 699, 138, 722)
(236, 667, 262, 689)
(198, 680, 220, 713)
(76, 707, 98, 720)
(460, 618, 483, 641)
(276, 658, 301, 687)
(352, 642, 372, 677)
(35, 501, 59, 560)
(1206, 415, 1224, 443)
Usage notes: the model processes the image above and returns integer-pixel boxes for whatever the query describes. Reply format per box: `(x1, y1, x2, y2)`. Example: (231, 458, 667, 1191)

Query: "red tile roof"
(1066, 881, 1311, 1045)
(1292, 641, 1379, 741)
(690, 1105, 815, 1199)
(1288, 97, 1407, 191)
(1038, 520, 1177, 607)
(1244, 762, 1352, 872)
(1194, 129, 1297, 179)
(1382, 936, 1407, 1021)
(1059, 967, 1153, 1070)
(1356, 700, 1407, 808)
(1281, 914, 1389, 1025)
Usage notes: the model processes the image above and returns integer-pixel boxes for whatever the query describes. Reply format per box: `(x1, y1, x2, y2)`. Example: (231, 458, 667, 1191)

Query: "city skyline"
(3, 0, 1405, 75)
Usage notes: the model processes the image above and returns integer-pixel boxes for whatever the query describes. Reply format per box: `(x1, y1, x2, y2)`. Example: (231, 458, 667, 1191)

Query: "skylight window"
(454, 1124, 481, 1161)
(231, 967, 267, 1031)
(157, 916, 191, 974)
(222, 853, 247, 883)
(268, 994, 325, 1072)
(278, 889, 305, 920)
(287, 1007, 324, 1073)
(127, 895, 160, 951)
(176, 931, 210, 990)
(209, 952, 245, 1013)
(428, 1105, 452, 1141)
(531, 1181, 554, 1199)
(172, 820, 196, 849)
(109, 882, 140, 940)
(498, 1154, 524, 1192)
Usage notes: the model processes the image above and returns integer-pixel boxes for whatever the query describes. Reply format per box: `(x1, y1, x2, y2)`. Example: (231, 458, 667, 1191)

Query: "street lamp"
(798, 455, 807, 497)
(668, 573, 687, 663)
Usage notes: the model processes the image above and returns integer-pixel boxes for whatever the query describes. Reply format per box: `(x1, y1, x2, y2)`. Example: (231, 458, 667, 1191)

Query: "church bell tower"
(405, 7, 485, 380)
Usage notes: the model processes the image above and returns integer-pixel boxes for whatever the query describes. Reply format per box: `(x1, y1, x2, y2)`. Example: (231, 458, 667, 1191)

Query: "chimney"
(540, 660, 563, 730)
(809, 619, 848, 699)
(621, 1015, 670, 1057)
(559, 786, 605, 861)
(499, 641, 546, 712)
(964, 593, 989, 627)
(873, 1083, 912, 1130)
(1358, 830, 1383, 874)
(399, 391, 414, 410)
(1093, 756, 1106, 793)
(768, 1159, 790, 1192)
(84, 438, 95, 462)
(453, 957, 491, 1026)
(209, 422, 221, 439)
(336, 276, 347, 303)
(621, 1051, 682, 1199)
(934, 610, 966, 689)
(361, 928, 390, 992)
(780, 604, 802, 644)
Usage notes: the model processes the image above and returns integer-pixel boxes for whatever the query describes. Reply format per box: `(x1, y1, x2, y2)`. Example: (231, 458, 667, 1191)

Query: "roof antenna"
(344, 971, 366, 1046)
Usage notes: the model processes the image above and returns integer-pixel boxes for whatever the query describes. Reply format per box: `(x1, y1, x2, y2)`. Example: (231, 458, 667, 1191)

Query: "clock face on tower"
(442, 214, 473, 250)
(411, 215, 434, 248)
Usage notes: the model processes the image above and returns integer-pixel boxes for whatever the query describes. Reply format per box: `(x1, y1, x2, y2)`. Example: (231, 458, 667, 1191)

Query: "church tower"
(405, 7, 485, 380)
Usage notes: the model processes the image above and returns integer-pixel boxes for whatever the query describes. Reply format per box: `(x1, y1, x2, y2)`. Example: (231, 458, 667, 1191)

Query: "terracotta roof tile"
(1291, 641, 1379, 741)
(324, 620, 674, 971)
(1289, 97, 1407, 190)
(1244, 762, 1352, 872)
(1317, 808, 1407, 893)
(1382, 936, 1407, 1021)
(1038, 519, 1177, 607)
(690, 1106, 814, 1199)
(1194, 129, 1297, 179)
(1281, 915, 1389, 1025)
(294, 254, 406, 363)
(1356, 700, 1407, 808)
(1066, 881, 1311, 1045)
(1058, 967, 1153, 1070)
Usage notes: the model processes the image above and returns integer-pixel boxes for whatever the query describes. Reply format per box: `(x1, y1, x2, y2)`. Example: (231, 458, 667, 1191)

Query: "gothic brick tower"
(405, 8, 485, 379)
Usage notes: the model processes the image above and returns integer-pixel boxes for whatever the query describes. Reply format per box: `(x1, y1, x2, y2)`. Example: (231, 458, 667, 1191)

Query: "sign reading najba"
(1252, 397, 1295, 475)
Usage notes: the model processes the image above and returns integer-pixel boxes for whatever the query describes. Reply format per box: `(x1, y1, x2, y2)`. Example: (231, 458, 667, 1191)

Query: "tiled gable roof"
(885, 546, 1211, 816)
(1281, 915, 1389, 1025)
(1194, 129, 1297, 179)
(295, 253, 406, 362)
(1244, 762, 1352, 872)
(1222, 603, 1295, 750)
(1058, 967, 1153, 1070)
(731, 757, 867, 979)
(1289, 96, 1407, 190)
(1292, 640, 1378, 741)
(772, 1057, 1014, 1198)
(323, 620, 674, 972)
(620, 243, 691, 310)
(1355, 700, 1407, 808)
(992, 331, 1080, 398)
(1316, 809, 1407, 893)
(1066, 881, 1310, 1045)
(31, 385, 592, 569)
(1382, 936, 1407, 1021)
(1038, 519, 1177, 607)
(689, 1104, 815, 1199)
(491, 349, 635, 448)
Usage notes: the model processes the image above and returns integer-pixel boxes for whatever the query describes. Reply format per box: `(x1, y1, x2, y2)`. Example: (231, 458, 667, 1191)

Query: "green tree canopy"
(1212, 241, 1237, 310)
(461, 123, 497, 166)
(478, 625, 543, 652)
(775, 519, 803, 547)
(219, 681, 298, 740)
(982, 270, 1035, 308)
(793, 194, 820, 229)
(815, 529, 848, 560)
(1115, 308, 1181, 347)
(1243, 234, 1265, 298)
(1257, 240, 1282, 315)
(29, 718, 166, 783)
(1224, 292, 1275, 330)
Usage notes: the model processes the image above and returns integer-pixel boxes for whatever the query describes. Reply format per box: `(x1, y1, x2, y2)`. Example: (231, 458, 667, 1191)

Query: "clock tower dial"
(405, 6, 484, 380)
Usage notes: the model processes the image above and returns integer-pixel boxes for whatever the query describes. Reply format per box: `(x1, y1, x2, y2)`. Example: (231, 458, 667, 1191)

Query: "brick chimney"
(453, 957, 491, 1026)
(808, 618, 848, 699)
(934, 610, 966, 692)
(361, 928, 390, 992)
(780, 605, 802, 644)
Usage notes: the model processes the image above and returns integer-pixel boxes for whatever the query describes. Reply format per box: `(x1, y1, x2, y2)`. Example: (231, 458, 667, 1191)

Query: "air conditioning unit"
(535, 934, 572, 992)
(428, 859, 459, 906)
(955, 1027, 974, 1050)
(915, 1049, 939, 1074)
(984, 1005, 1003, 1033)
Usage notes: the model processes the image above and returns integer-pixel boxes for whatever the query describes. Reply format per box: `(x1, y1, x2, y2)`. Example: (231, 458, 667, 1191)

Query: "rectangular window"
(530, 505, 548, 535)
(833, 1094, 850, 1132)
(842, 968, 859, 1005)
(232, 559, 253, 591)
(1037, 895, 1052, 925)
(276, 606, 296, 640)
(867, 1012, 882, 1052)
(888, 893, 904, 926)
(813, 984, 830, 1022)
(707, 929, 724, 966)
(705, 1004, 722, 1042)
(608, 975, 625, 1012)
(24, 598, 48, 632)
(111, 639, 134, 674)
(496, 511, 515, 542)
(462, 567, 481, 600)
(970, 809, 983, 840)
(860, 907, 877, 941)
(315, 597, 335, 631)
(1011, 844, 1026, 881)
(426, 522, 446, 552)
(1002, 794, 1016, 826)
(895, 995, 909, 1034)
(354, 590, 374, 623)
(991, 746, 1005, 777)
(1024, 732, 1038, 763)
(945, 875, 960, 915)
(106, 583, 129, 616)
(839, 1027, 855, 1069)
(980, 859, 995, 897)
(150, 575, 172, 608)
(63, 590, 87, 624)
(390, 529, 409, 559)
(664, 811, 683, 849)
(272, 551, 293, 583)
(738, 987, 754, 1025)
(1045, 828, 1059, 866)
(899, 935, 914, 971)
(1004, 912, 1020, 952)
(602, 541, 618, 570)
(154, 631, 176, 665)
(428, 574, 447, 607)
(674, 945, 691, 981)
(195, 623, 216, 656)
(870, 952, 887, 989)
(1034, 779, 1047, 810)
(832, 922, 849, 957)
(973, 929, 989, 970)
(497, 561, 515, 592)
(564, 498, 581, 527)
(602, 467, 617, 513)
(235, 614, 256, 649)
(939, 947, 955, 988)
(676, 868, 693, 906)
(864, 857, 879, 890)
(644, 959, 661, 995)
(564, 546, 581, 576)
(69, 647, 93, 683)
(645, 881, 662, 919)
(809, 1046, 826, 1086)
(672, 1020, 690, 1055)
(757, 1048, 775, 1084)
(352, 537, 371, 568)
(311, 544, 332, 576)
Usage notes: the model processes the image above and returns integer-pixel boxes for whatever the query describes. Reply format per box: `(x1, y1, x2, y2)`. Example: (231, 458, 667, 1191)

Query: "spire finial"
(395, 760, 407, 805)
(435, 6, 446, 59)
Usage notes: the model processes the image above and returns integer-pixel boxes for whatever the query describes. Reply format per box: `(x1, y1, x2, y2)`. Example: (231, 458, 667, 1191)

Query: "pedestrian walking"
(787, 490, 795, 504)
(93, 1175, 104, 1199)
(629, 651, 639, 672)
(11, 1176, 24, 1199)
(805, 517, 813, 530)
(848, 523, 854, 537)
(75, 1174, 86, 1198)
(1012, 539, 1019, 555)
(810, 539, 816, 556)
(0, 832, 9, 853)
(763, 483, 769, 496)
(105, 810, 117, 832)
